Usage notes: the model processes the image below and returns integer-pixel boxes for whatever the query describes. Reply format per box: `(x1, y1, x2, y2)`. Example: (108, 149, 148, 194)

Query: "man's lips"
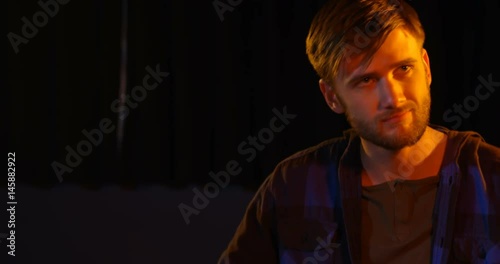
(381, 110, 411, 122)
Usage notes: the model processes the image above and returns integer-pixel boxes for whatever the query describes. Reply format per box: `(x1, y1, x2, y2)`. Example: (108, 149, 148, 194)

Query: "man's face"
(331, 27, 431, 150)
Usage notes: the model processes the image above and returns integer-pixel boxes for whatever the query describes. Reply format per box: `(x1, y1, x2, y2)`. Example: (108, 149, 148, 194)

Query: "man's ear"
(319, 79, 345, 114)
(422, 48, 432, 85)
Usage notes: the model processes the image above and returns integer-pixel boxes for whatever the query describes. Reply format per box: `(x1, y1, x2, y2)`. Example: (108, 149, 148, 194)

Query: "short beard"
(342, 91, 430, 150)
(347, 106, 429, 150)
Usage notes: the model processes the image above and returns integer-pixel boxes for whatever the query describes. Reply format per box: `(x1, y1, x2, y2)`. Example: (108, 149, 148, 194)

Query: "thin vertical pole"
(117, 0, 128, 156)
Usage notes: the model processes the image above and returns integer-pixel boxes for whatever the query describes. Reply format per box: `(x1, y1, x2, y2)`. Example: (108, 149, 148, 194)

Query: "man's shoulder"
(440, 125, 500, 164)
(468, 135, 500, 164)
(260, 131, 353, 189)
(278, 134, 349, 168)
(254, 134, 350, 200)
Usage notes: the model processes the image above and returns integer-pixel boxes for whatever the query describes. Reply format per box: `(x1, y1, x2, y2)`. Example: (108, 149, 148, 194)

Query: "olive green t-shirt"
(361, 176, 439, 263)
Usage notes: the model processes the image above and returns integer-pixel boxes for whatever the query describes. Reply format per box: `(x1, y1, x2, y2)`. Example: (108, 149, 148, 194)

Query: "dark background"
(5, 0, 500, 263)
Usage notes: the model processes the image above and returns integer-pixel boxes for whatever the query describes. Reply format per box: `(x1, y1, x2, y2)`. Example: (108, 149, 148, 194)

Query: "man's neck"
(360, 126, 447, 186)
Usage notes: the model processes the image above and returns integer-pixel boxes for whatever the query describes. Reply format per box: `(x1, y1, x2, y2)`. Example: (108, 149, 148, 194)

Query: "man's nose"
(378, 77, 406, 109)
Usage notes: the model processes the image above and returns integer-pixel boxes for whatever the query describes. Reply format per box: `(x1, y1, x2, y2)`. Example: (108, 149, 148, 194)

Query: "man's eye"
(361, 77, 372, 83)
(353, 77, 375, 88)
(400, 65, 413, 72)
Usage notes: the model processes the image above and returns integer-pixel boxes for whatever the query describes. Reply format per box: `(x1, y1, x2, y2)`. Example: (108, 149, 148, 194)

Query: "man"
(218, 0, 500, 263)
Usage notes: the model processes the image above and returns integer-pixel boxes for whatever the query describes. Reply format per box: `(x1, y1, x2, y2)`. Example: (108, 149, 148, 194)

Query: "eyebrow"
(345, 58, 419, 86)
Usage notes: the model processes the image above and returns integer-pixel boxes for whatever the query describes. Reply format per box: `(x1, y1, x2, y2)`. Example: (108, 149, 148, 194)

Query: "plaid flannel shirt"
(219, 125, 500, 263)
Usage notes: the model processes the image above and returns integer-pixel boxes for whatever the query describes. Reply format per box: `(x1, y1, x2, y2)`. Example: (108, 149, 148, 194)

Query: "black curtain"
(7, 0, 500, 189)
